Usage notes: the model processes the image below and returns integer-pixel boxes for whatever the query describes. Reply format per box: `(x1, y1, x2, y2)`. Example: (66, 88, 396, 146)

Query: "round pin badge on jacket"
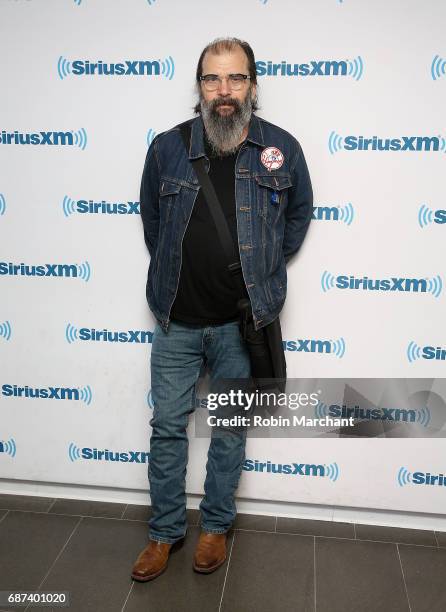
(261, 147, 284, 171)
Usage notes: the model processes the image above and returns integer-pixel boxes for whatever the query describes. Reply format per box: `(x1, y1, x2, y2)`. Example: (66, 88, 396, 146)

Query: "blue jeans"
(148, 319, 251, 544)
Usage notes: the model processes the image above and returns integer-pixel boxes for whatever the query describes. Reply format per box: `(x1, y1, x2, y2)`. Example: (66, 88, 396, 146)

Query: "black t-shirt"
(170, 139, 248, 325)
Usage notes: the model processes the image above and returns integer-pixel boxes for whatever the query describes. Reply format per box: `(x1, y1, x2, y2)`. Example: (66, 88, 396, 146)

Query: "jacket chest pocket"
(255, 174, 292, 223)
(159, 179, 182, 225)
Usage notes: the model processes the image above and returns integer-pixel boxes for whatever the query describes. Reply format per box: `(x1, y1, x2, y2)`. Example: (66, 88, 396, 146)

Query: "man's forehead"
(202, 46, 249, 73)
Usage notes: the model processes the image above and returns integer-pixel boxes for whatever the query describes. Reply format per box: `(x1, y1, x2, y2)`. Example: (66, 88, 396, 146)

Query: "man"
(132, 37, 313, 582)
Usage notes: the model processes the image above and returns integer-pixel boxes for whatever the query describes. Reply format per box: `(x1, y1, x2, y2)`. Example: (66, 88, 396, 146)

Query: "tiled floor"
(0, 493, 445, 612)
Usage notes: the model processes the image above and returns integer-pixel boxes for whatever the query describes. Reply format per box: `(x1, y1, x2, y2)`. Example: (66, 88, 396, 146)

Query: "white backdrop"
(1, 0, 445, 516)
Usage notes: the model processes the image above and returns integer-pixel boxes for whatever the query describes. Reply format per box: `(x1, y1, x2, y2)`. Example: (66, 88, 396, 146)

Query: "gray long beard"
(200, 94, 253, 156)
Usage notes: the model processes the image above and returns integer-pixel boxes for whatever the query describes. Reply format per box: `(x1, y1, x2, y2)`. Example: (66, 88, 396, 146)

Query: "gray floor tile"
(232, 512, 276, 532)
(277, 516, 354, 539)
(0, 494, 55, 513)
(221, 530, 314, 612)
(315, 537, 409, 612)
(435, 530, 446, 547)
(49, 498, 126, 519)
(124, 525, 232, 612)
(121, 504, 151, 522)
(356, 523, 437, 546)
(123, 504, 200, 526)
(0, 511, 80, 593)
(398, 543, 446, 612)
(27, 517, 149, 612)
(0, 510, 7, 522)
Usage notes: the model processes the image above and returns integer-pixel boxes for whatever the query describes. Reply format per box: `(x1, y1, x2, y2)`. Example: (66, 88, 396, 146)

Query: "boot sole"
(193, 556, 226, 573)
(131, 563, 168, 582)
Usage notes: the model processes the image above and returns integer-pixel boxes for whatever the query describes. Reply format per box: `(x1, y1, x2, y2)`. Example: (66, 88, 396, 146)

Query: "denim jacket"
(140, 113, 313, 331)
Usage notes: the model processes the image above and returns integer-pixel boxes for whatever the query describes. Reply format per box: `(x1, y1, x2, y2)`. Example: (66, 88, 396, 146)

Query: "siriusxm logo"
(407, 341, 446, 363)
(431, 55, 446, 81)
(313, 203, 354, 224)
(57, 56, 174, 80)
(69, 443, 149, 463)
(398, 467, 446, 487)
(329, 131, 445, 154)
(0, 129, 87, 149)
(62, 196, 139, 217)
(0, 193, 5, 216)
(0, 321, 12, 341)
(66, 323, 153, 344)
(316, 402, 430, 426)
(256, 56, 363, 80)
(321, 272, 443, 298)
(0, 438, 17, 457)
(2, 384, 92, 405)
(283, 337, 345, 358)
(418, 204, 446, 227)
(243, 458, 339, 481)
(0, 261, 91, 281)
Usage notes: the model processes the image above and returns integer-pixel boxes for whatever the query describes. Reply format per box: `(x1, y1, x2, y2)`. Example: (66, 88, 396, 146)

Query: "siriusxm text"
(284, 339, 331, 353)
(1, 131, 75, 146)
(328, 405, 418, 422)
(256, 60, 347, 77)
(335, 276, 430, 292)
(74, 200, 139, 214)
(3, 385, 80, 400)
(344, 136, 441, 152)
(420, 346, 446, 360)
(77, 328, 153, 343)
(243, 459, 324, 476)
(412, 472, 446, 486)
(0, 263, 78, 277)
(71, 60, 161, 76)
(82, 448, 150, 463)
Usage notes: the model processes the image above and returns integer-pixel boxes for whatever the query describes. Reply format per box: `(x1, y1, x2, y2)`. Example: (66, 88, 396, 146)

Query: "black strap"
(179, 122, 246, 297)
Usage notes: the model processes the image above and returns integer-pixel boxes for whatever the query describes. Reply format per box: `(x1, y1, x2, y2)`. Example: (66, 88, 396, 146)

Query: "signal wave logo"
(0, 129, 87, 150)
(0, 261, 91, 281)
(407, 341, 446, 363)
(256, 56, 363, 80)
(329, 131, 446, 154)
(316, 402, 431, 426)
(57, 56, 175, 80)
(66, 323, 153, 344)
(68, 443, 150, 463)
(313, 204, 354, 224)
(62, 196, 140, 217)
(283, 337, 345, 358)
(0, 193, 6, 216)
(147, 129, 157, 147)
(0, 438, 17, 457)
(397, 466, 446, 487)
(2, 384, 92, 405)
(418, 204, 446, 227)
(431, 55, 446, 81)
(0, 320, 12, 341)
(321, 271, 443, 298)
(243, 458, 339, 481)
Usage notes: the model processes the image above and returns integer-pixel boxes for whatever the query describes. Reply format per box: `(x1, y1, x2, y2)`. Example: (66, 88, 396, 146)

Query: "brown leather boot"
(193, 532, 227, 573)
(131, 540, 173, 582)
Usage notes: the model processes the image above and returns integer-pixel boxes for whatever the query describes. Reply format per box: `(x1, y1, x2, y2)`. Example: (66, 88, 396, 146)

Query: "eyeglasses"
(199, 73, 251, 91)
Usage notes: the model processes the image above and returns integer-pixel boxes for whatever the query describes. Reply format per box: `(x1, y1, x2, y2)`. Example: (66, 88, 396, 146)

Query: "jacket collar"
(188, 113, 265, 159)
